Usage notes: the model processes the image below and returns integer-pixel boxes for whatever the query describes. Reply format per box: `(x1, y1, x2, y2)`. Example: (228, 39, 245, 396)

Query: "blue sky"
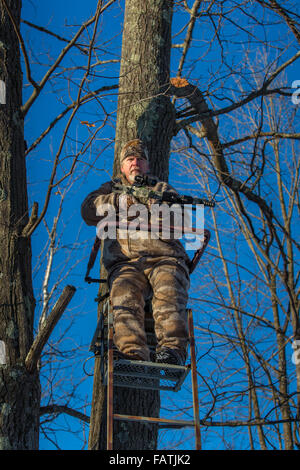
(20, 0, 300, 451)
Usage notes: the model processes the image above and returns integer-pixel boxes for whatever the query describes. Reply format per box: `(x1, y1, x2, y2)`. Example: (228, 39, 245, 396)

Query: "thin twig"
(40, 405, 90, 424)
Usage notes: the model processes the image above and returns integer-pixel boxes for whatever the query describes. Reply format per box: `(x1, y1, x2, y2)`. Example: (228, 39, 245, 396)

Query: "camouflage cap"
(120, 139, 149, 164)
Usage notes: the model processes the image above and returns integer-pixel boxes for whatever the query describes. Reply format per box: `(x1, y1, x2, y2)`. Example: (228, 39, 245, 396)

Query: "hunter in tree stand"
(81, 139, 190, 366)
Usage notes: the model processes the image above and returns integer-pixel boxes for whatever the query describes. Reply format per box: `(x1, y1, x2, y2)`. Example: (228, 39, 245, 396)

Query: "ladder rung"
(113, 413, 195, 428)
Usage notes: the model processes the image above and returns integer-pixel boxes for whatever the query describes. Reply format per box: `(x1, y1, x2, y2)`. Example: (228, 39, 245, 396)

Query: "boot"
(155, 348, 186, 366)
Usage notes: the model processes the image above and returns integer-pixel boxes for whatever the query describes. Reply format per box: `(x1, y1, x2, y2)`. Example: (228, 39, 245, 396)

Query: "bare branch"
(177, 0, 202, 77)
(22, 202, 38, 237)
(170, 77, 273, 216)
(21, 19, 90, 55)
(255, 0, 300, 44)
(20, 0, 105, 116)
(174, 51, 300, 130)
(25, 84, 118, 156)
(199, 417, 300, 428)
(222, 132, 300, 149)
(40, 405, 90, 424)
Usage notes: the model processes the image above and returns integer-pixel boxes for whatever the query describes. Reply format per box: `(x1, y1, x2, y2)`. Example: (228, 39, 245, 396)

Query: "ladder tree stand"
(85, 222, 210, 450)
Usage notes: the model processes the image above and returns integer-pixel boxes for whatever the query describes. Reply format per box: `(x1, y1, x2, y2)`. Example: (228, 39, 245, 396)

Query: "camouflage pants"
(108, 256, 190, 361)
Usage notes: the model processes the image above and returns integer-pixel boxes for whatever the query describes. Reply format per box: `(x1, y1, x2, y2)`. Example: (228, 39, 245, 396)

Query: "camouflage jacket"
(81, 174, 190, 274)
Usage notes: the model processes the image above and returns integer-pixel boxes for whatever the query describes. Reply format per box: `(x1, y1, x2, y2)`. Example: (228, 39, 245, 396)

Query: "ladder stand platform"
(104, 308, 201, 450)
(104, 358, 190, 392)
(89, 300, 201, 449)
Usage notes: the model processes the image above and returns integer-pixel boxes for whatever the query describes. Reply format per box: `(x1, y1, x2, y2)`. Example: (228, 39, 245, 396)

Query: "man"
(81, 139, 190, 365)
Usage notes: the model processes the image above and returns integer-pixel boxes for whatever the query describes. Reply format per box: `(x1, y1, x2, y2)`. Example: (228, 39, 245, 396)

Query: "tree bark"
(88, 0, 175, 450)
(0, 0, 40, 449)
(113, 0, 175, 180)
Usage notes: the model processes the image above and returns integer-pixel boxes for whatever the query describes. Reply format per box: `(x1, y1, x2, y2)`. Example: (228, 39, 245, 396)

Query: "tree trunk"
(113, 0, 175, 180)
(0, 0, 40, 449)
(88, 0, 176, 450)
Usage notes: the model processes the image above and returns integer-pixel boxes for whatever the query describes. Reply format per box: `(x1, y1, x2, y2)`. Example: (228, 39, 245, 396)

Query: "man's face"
(121, 155, 149, 184)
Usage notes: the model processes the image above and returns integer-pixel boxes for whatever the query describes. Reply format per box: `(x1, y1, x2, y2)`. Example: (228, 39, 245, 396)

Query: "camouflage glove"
(131, 186, 153, 206)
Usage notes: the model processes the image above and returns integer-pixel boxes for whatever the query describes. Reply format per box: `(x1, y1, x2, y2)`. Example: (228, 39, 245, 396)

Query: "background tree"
(0, 0, 41, 450)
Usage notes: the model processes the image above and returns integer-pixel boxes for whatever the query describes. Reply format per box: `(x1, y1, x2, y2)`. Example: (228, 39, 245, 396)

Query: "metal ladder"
(86, 226, 211, 450)
(90, 300, 201, 450)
